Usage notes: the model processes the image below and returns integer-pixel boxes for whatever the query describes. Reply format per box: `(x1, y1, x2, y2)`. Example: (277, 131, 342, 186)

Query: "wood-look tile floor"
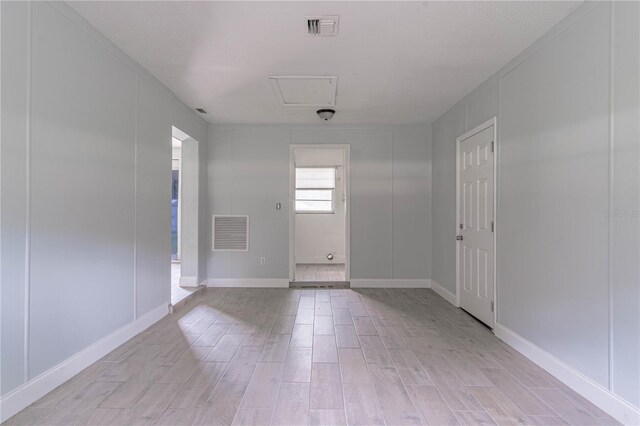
(296, 264, 346, 282)
(5, 288, 619, 426)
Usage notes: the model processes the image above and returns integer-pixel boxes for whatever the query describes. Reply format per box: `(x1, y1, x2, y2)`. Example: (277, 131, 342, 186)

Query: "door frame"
(455, 117, 498, 326)
(289, 144, 351, 283)
(172, 126, 199, 287)
(176, 149, 182, 261)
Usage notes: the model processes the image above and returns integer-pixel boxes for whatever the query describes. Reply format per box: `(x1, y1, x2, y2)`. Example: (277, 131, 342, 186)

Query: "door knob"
(456, 235, 463, 241)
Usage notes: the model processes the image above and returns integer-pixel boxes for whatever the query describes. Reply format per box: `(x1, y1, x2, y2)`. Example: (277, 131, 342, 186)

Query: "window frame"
(294, 166, 337, 214)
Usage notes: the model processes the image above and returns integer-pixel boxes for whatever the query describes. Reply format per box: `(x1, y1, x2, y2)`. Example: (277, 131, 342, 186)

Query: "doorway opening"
(171, 126, 200, 305)
(171, 135, 182, 301)
(289, 145, 350, 287)
(455, 117, 497, 328)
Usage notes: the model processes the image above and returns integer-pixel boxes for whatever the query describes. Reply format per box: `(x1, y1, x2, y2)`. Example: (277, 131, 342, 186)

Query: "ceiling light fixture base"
(317, 109, 336, 121)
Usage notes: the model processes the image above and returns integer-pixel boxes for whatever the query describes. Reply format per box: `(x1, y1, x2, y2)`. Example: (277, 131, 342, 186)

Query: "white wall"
(0, 0, 207, 402)
(179, 138, 200, 285)
(430, 1, 639, 417)
(294, 149, 346, 264)
(207, 125, 431, 283)
(172, 146, 181, 167)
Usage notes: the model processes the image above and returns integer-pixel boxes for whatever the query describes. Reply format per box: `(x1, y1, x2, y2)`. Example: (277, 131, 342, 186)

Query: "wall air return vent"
(212, 215, 249, 251)
(307, 16, 339, 36)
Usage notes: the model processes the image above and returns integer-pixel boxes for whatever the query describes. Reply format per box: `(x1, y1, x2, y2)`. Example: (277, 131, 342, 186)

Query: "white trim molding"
(455, 117, 498, 327)
(0, 303, 169, 423)
(350, 279, 430, 289)
(204, 278, 432, 289)
(205, 278, 290, 288)
(430, 279, 458, 306)
(289, 144, 351, 284)
(494, 323, 640, 425)
(421, 282, 638, 424)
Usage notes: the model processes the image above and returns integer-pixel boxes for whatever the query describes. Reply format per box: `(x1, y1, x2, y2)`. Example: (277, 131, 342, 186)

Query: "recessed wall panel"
(0, 0, 29, 395)
(463, 181, 473, 229)
(392, 127, 430, 279)
(463, 245, 472, 291)
(28, 2, 136, 377)
(135, 77, 172, 316)
(498, 3, 610, 386)
(431, 102, 468, 293)
(477, 248, 488, 299)
(478, 178, 488, 231)
(611, 1, 640, 407)
(477, 144, 488, 165)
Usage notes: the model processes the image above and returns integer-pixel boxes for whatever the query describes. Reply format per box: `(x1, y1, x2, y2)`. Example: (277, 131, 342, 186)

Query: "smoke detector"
(306, 16, 339, 36)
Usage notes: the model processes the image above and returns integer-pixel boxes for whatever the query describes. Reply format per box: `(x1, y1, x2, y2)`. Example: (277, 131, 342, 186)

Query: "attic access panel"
(270, 76, 337, 107)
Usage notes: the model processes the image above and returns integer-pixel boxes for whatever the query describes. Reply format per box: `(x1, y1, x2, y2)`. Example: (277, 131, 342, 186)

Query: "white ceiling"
(69, 1, 580, 125)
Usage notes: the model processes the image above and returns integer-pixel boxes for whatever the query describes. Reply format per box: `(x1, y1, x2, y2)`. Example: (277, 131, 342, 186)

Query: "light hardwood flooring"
(5, 288, 618, 426)
(296, 264, 346, 282)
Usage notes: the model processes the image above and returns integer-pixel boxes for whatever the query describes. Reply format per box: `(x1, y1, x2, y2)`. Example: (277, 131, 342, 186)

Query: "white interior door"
(457, 123, 495, 327)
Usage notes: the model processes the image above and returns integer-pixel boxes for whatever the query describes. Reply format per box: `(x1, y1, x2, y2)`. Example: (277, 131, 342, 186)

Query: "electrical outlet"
(260, 257, 266, 265)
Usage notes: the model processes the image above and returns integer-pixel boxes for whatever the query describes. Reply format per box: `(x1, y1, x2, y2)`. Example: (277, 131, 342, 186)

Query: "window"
(295, 167, 335, 213)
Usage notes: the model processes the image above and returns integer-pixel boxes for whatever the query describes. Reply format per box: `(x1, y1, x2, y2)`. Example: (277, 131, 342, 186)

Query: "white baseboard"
(204, 278, 290, 288)
(204, 278, 431, 289)
(0, 303, 169, 423)
(350, 279, 431, 288)
(179, 275, 198, 286)
(430, 279, 458, 306)
(494, 323, 640, 425)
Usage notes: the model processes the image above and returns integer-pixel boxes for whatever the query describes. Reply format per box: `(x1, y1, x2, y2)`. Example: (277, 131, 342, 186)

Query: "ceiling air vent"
(307, 16, 339, 36)
(212, 215, 249, 251)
